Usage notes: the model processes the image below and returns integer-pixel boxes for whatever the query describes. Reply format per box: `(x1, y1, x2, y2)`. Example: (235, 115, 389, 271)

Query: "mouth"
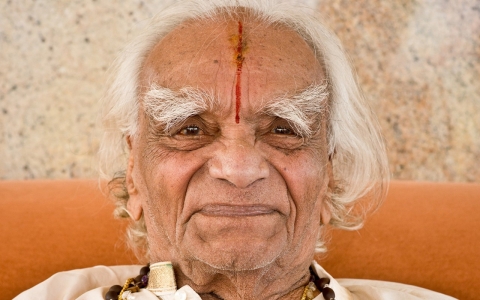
(198, 204, 276, 217)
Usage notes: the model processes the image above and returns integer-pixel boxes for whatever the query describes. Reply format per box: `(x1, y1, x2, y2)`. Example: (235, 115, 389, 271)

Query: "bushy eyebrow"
(261, 82, 329, 138)
(142, 82, 329, 137)
(142, 84, 217, 133)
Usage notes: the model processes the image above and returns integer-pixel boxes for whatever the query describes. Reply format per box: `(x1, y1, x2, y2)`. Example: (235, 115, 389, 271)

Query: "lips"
(198, 204, 275, 217)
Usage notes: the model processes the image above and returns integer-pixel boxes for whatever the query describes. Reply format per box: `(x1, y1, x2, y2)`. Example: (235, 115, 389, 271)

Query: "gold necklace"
(300, 281, 317, 300)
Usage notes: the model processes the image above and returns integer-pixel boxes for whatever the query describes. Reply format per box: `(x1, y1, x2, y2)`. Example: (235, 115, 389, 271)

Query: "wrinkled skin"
(126, 17, 332, 299)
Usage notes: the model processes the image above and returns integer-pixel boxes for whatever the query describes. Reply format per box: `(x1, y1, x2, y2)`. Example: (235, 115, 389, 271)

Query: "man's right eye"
(271, 126, 296, 136)
(177, 125, 203, 136)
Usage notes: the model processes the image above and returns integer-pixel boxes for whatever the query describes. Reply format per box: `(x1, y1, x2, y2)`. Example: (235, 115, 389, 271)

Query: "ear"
(320, 159, 334, 225)
(125, 135, 143, 221)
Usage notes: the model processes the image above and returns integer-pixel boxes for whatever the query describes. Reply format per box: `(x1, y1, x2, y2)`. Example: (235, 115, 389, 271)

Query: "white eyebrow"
(142, 84, 217, 133)
(262, 82, 329, 138)
(143, 82, 329, 137)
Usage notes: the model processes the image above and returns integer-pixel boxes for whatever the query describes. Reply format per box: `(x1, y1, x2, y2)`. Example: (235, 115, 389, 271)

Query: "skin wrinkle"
(184, 22, 225, 87)
(144, 121, 198, 268)
(128, 16, 331, 299)
(213, 56, 222, 97)
(142, 109, 201, 256)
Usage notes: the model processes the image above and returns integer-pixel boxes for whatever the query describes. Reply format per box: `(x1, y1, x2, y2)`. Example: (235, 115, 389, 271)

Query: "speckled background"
(1, 0, 479, 181)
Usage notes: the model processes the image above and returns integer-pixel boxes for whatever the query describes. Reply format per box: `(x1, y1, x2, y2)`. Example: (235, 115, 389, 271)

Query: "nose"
(208, 140, 270, 188)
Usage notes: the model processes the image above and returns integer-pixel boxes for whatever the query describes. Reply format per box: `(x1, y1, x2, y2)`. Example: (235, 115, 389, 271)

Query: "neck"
(173, 259, 312, 300)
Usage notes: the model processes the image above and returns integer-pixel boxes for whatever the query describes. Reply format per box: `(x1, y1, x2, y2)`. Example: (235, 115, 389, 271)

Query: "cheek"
(141, 139, 204, 186)
(137, 144, 208, 226)
(264, 140, 327, 181)
(266, 147, 329, 218)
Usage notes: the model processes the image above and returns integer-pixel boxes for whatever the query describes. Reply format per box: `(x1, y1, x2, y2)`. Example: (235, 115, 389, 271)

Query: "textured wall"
(318, 0, 480, 182)
(1, 0, 479, 181)
(0, 0, 174, 179)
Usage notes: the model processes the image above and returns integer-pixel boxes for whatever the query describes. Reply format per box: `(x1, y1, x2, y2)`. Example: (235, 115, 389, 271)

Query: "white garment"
(14, 262, 456, 300)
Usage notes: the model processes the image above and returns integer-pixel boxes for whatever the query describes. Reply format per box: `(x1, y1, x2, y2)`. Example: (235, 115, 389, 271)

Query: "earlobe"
(320, 204, 332, 226)
(126, 135, 133, 150)
(125, 136, 143, 221)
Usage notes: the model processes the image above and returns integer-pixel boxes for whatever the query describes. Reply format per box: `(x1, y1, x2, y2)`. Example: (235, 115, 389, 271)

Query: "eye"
(259, 119, 304, 151)
(271, 125, 296, 136)
(178, 125, 203, 136)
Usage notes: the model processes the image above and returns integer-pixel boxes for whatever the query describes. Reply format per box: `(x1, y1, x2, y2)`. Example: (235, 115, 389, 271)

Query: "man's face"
(127, 18, 331, 272)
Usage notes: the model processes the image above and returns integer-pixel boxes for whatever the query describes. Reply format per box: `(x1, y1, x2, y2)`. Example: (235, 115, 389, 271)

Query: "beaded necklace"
(301, 267, 336, 300)
(105, 264, 336, 300)
(104, 265, 150, 300)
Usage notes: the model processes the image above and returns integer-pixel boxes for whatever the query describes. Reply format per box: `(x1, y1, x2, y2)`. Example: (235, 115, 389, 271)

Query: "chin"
(180, 213, 290, 271)
(186, 235, 288, 271)
(183, 227, 287, 272)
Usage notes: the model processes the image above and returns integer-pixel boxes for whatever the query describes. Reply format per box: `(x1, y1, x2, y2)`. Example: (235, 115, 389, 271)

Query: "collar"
(310, 261, 353, 300)
(147, 261, 351, 300)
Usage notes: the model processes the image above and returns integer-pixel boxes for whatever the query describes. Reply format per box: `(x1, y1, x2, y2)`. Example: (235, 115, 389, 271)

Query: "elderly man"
(16, 0, 455, 299)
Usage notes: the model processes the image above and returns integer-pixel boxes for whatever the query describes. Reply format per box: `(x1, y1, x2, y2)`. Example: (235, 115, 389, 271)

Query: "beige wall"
(1, 0, 479, 181)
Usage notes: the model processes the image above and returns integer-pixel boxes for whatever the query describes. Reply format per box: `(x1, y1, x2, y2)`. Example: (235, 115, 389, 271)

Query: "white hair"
(100, 0, 389, 257)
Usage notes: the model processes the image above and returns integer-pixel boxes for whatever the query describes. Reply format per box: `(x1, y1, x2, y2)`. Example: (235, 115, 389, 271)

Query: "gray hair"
(100, 0, 389, 258)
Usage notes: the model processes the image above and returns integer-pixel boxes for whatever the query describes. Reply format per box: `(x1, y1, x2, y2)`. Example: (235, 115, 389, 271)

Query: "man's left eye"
(271, 126, 296, 135)
(178, 125, 203, 136)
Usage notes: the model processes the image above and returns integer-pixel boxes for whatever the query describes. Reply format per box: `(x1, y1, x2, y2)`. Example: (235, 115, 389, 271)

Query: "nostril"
(208, 150, 270, 189)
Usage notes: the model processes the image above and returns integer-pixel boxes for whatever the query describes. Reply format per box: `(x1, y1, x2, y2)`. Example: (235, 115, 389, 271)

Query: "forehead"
(140, 15, 324, 112)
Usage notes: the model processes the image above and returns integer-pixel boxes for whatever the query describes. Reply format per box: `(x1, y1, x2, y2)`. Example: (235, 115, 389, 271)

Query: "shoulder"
(338, 279, 457, 300)
(14, 265, 143, 300)
(311, 261, 456, 300)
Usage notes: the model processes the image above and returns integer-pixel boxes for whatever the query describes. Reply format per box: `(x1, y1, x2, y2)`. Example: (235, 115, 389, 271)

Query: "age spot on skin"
(234, 21, 245, 124)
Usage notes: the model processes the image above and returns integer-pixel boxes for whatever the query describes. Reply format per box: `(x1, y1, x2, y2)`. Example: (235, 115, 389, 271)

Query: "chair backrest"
(1, 180, 479, 299)
(0, 180, 137, 300)
(319, 181, 480, 300)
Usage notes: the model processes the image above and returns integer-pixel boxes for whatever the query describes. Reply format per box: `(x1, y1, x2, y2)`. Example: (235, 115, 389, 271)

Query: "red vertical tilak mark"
(235, 21, 244, 124)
